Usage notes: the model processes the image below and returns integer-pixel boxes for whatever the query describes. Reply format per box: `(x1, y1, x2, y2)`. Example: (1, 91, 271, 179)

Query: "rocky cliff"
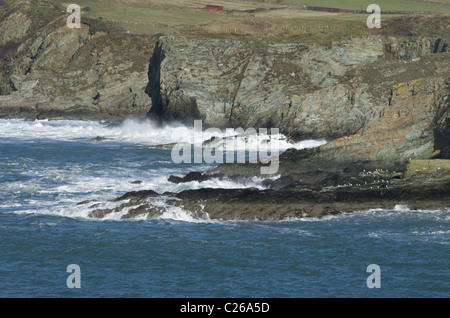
(146, 18, 449, 176)
(206, 73, 449, 178)
(0, 1, 155, 121)
(147, 35, 384, 138)
(146, 32, 448, 141)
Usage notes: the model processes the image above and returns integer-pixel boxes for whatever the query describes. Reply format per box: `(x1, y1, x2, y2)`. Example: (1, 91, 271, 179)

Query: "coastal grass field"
(43, 0, 450, 42)
(2, 0, 448, 42)
(289, 0, 450, 12)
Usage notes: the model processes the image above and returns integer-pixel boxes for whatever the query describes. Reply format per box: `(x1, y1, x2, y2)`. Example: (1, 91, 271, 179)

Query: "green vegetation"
(2, 0, 449, 42)
(83, 17, 124, 35)
(287, 0, 450, 14)
(20, 1, 61, 31)
(50, 0, 449, 42)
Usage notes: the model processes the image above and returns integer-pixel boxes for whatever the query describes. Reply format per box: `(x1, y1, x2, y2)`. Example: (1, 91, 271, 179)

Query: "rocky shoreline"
(79, 159, 450, 221)
(1, 2, 449, 220)
(128, 16, 450, 221)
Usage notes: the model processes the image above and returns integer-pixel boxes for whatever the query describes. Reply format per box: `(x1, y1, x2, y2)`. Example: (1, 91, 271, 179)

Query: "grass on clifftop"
(51, 0, 450, 43)
(287, 0, 450, 13)
(3, 0, 449, 43)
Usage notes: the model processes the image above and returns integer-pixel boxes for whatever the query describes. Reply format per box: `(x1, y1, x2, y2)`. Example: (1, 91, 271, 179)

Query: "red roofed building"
(206, 4, 223, 11)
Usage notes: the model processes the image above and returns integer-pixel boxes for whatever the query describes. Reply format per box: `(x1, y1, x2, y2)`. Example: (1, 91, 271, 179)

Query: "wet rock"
(89, 208, 112, 219)
(86, 167, 450, 220)
(262, 175, 295, 189)
(113, 189, 159, 202)
(76, 199, 98, 206)
(167, 171, 254, 185)
(168, 171, 209, 184)
(90, 136, 108, 142)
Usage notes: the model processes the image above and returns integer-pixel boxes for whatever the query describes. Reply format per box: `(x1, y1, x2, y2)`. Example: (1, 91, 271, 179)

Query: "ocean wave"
(0, 118, 327, 151)
(30, 222, 57, 227)
(58, 197, 217, 223)
(282, 206, 450, 223)
(410, 229, 450, 236)
(393, 204, 410, 212)
(8, 197, 450, 226)
(156, 205, 212, 223)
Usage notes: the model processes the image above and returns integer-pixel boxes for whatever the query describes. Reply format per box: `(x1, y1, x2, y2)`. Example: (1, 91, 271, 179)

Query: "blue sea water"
(0, 119, 449, 298)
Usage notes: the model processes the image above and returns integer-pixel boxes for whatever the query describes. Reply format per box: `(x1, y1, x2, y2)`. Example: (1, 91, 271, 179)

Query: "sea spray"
(0, 118, 327, 150)
(0, 118, 326, 221)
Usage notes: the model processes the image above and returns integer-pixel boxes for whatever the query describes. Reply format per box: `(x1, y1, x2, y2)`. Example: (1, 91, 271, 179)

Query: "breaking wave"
(0, 118, 327, 151)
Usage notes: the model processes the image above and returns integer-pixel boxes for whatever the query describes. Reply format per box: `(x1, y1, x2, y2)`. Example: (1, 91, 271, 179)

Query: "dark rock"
(168, 171, 209, 184)
(316, 172, 340, 186)
(90, 136, 108, 142)
(261, 179, 275, 188)
(76, 200, 97, 206)
(441, 146, 450, 159)
(88, 168, 450, 220)
(113, 190, 159, 202)
(167, 175, 183, 183)
(268, 175, 295, 189)
(89, 208, 112, 219)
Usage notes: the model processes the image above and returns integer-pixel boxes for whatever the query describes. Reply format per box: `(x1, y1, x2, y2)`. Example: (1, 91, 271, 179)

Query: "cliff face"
(207, 70, 449, 177)
(147, 36, 382, 137)
(147, 34, 448, 141)
(0, 1, 155, 121)
(279, 76, 450, 172)
(145, 26, 450, 174)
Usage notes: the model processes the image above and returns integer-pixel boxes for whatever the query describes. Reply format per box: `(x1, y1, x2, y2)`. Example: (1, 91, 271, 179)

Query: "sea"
(0, 118, 448, 298)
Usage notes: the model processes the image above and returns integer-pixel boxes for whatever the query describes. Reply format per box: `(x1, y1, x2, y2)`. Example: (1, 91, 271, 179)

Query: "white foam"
(30, 222, 57, 227)
(84, 198, 216, 223)
(42, 198, 134, 220)
(393, 204, 411, 212)
(411, 229, 450, 236)
(0, 118, 327, 151)
(281, 206, 450, 224)
(0, 118, 183, 145)
(289, 139, 328, 150)
(0, 202, 22, 208)
(157, 205, 210, 223)
(0, 119, 105, 141)
(0, 118, 330, 222)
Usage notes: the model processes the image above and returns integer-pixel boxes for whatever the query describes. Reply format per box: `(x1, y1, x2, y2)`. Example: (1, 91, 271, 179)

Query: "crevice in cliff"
(434, 120, 450, 158)
(433, 38, 448, 54)
(145, 39, 165, 120)
(385, 37, 449, 60)
(433, 88, 450, 157)
(9, 79, 16, 92)
(388, 88, 393, 106)
(228, 53, 252, 126)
